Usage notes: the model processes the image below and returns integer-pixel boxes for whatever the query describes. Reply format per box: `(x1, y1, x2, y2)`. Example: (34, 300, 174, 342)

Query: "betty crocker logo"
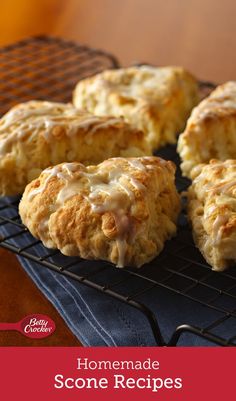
(0, 314, 56, 339)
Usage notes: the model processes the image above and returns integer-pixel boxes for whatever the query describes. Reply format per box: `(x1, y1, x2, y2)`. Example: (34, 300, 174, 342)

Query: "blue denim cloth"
(14, 255, 226, 346)
(0, 198, 232, 346)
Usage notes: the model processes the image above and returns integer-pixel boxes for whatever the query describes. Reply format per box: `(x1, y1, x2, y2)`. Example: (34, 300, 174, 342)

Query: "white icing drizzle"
(211, 180, 236, 195)
(28, 158, 154, 267)
(212, 214, 229, 245)
(116, 239, 127, 268)
(193, 159, 236, 251)
(204, 204, 217, 219)
(0, 101, 124, 155)
(193, 161, 236, 197)
(28, 166, 60, 200)
(127, 158, 147, 171)
(81, 66, 180, 102)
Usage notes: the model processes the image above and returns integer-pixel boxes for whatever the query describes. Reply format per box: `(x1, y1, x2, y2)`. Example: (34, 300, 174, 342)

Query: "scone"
(178, 81, 236, 178)
(19, 156, 180, 268)
(73, 65, 199, 150)
(0, 100, 151, 196)
(188, 159, 236, 271)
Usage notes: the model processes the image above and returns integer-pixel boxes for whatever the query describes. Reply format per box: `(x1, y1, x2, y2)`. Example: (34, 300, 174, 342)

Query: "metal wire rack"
(0, 36, 235, 346)
(0, 35, 119, 115)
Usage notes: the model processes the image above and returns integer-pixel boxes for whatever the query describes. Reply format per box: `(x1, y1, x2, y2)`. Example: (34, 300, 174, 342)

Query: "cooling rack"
(0, 36, 235, 347)
(0, 35, 119, 115)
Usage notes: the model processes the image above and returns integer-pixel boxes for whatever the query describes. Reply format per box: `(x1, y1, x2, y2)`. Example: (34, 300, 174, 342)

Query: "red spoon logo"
(0, 314, 56, 339)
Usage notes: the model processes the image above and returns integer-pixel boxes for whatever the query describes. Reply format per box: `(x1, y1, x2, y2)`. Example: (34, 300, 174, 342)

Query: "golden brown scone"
(19, 156, 180, 268)
(188, 159, 236, 271)
(73, 66, 199, 150)
(0, 100, 151, 196)
(178, 81, 236, 178)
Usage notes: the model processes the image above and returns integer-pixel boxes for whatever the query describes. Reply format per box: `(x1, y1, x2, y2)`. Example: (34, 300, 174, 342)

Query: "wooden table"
(0, 249, 80, 345)
(0, 0, 235, 345)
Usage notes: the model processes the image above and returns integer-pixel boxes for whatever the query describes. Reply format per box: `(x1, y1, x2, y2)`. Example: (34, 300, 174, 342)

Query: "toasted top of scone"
(191, 158, 236, 198)
(0, 100, 140, 154)
(19, 156, 180, 267)
(189, 81, 236, 123)
(188, 159, 236, 270)
(0, 100, 151, 196)
(73, 65, 199, 149)
(74, 65, 195, 102)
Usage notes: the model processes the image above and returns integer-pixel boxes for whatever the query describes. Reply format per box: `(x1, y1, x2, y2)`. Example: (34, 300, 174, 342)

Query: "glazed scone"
(0, 100, 151, 196)
(73, 66, 199, 150)
(178, 81, 236, 178)
(19, 157, 180, 268)
(188, 159, 236, 271)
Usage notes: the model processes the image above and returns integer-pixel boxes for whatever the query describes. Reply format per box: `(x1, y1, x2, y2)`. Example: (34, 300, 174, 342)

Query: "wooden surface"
(0, 0, 236, 346)
(0, 0, 236, 82)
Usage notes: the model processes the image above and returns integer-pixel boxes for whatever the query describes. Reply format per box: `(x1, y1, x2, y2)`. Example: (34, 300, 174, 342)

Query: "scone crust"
(19, 156, 180, 268)
(0, 100, 150, 196)
(178, 81, 236, 178)
(188, 159, 236, 271)
(73, 66, 199, 150)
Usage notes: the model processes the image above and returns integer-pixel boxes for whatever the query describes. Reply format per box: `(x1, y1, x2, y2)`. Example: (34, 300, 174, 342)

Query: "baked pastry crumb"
(188, 159, 236, 271)
(0, 100, 151, 196)
(73, 65, 199, 151)
(19, 156, 180, 268)
(178, 81, 236, 178)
